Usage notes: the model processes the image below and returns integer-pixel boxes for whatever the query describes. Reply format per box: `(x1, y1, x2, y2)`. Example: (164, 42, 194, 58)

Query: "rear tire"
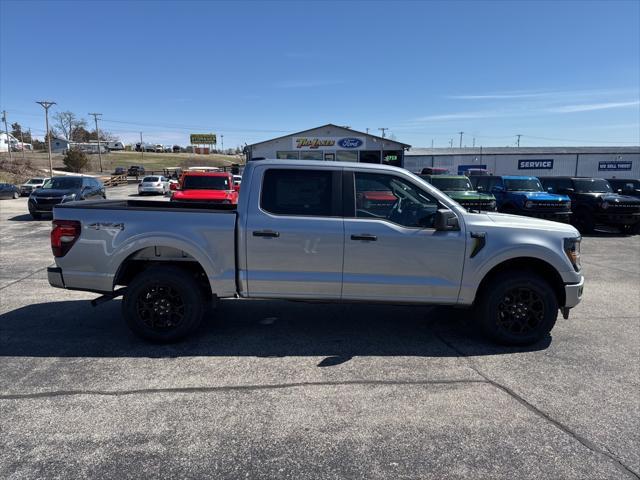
(122, 265, 205, 343)
(13, 191, 19, 199)
(477, 272, 558, 346)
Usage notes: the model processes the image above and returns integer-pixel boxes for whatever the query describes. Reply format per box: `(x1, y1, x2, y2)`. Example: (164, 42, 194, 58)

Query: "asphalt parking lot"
(0, 184, 638, 479)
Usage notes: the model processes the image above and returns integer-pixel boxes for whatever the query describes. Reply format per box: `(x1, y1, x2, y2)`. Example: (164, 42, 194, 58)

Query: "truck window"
(261, 169, 333, 216)
(354, 172, 439, 228)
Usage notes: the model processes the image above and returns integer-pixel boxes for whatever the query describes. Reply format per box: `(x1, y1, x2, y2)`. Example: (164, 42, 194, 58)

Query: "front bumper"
(594, 212, 640, 226)
(28, 199, 59, 213)
(47, 266, 65, 288)
(564, 275, 584, 308)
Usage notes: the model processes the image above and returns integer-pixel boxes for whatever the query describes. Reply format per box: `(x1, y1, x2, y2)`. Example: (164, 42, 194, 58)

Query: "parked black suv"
(606, 178, 640, 199)
(540, 177, 640, 234)
(28, 176, 106, 219)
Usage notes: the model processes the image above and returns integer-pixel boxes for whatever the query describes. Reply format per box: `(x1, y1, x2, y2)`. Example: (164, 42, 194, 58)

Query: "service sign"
(518, 159, 554, 170)
(293, 137, 366, 150)
(190, 133, 216, 144)
(598, 161, 632, 171)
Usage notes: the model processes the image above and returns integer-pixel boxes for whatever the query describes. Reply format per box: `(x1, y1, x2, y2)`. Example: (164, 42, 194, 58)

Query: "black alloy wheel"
(496, 287, 545, 335)
(478, 272, 558, 345)
(136, 283, 186, 331)
(122, 265, 205, 342)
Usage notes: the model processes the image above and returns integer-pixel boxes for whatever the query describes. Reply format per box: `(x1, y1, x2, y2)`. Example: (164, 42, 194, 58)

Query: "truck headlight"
(488, 200, 496, 210)
(564, 237, 581, 272)
(61, 193, 76, 203)
(525, 201, 533, 208)
(566, 200, 571, 210)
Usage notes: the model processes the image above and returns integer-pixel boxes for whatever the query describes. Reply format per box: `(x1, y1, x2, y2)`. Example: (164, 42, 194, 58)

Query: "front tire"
(478, 272, 558, 346)
(122, 265, 205, 343)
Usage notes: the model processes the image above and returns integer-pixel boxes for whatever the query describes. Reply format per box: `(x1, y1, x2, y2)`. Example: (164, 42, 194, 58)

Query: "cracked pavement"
(1, 184, 639, 479)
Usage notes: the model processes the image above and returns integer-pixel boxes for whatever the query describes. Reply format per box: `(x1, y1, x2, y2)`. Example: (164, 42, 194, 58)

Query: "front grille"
(461, 201, 494, 210)
(34, 196, 62, 206)
(532, 202, 566, 208)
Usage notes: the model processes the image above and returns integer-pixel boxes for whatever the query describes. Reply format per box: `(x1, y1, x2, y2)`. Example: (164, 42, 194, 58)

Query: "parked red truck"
(170, 171, 239, 204)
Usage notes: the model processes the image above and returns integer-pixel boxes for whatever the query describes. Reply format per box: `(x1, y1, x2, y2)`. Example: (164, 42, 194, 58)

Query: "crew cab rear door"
(342, 169, 465, 303)
(244, 166, 344, 299)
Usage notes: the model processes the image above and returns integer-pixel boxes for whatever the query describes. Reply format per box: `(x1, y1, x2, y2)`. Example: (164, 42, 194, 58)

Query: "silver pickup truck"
(48, 160, 584, 345)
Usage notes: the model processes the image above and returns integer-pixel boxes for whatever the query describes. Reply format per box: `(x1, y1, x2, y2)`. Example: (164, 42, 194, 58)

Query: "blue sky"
(1, 0, 639, 149)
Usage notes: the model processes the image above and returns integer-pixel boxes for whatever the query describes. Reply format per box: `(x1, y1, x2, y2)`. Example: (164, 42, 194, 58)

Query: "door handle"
(253, 230, 280, 238)
(351, 234, 377, 241)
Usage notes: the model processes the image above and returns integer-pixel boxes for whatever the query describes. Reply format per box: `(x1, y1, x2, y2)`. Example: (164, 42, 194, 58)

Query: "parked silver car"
(138, 176, 169, 195)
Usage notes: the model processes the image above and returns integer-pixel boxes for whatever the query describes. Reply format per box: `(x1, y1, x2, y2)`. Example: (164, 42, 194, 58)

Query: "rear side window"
(261, 169, 334, 216)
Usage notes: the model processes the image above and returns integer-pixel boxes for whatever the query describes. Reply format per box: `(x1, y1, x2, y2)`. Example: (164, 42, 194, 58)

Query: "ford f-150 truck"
(47, 160, 584, 346)
(471, 175, 571, 222)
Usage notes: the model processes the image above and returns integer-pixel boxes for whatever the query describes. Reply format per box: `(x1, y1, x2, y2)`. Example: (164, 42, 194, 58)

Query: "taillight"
(51, 220, 81, 257)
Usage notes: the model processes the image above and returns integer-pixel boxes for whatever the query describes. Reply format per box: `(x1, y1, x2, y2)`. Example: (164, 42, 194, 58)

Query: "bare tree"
(53, 111, 87, 141)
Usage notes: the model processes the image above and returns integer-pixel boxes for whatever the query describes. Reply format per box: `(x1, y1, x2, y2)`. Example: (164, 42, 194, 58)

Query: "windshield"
(42, 177, 82, 190)
(183, 175, 229, 190)
(27, 178, 44, 184)
(431, 177, 473, 191)
(143, 177, 159, 182)
(574, 179, 613, 193)
(504, 178, 543, 192)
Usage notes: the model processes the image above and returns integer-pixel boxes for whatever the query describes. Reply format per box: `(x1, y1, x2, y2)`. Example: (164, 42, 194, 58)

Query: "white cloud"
(413, 110, 508, 122)
(547, 100, 640, 113)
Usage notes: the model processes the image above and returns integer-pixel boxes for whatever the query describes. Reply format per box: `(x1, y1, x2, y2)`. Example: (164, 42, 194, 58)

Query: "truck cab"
(472, 175, 571, 222)
(420, 174, 496, 211)
(540, 177, 640, 234)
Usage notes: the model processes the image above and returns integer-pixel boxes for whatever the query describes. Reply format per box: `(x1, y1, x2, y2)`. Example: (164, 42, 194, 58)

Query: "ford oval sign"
(338, 138, 364, 148)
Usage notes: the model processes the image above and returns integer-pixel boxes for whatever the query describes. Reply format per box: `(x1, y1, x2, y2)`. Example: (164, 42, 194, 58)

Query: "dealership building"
(404, 146, 640, 178)
(245, 124, 410, 167)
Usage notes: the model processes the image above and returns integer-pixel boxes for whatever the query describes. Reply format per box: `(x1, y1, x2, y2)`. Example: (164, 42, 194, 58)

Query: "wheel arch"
(474, 257, 565, 307)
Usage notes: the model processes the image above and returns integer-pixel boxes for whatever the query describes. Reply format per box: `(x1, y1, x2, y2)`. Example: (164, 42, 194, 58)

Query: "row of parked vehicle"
(417, 170, 640, 234)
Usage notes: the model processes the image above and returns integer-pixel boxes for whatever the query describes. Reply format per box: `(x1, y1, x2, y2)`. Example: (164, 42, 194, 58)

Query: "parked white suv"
(20, 177, 50, 196)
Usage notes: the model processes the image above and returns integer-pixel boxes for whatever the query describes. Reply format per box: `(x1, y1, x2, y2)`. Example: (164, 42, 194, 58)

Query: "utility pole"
(431, 139, 434, 148)
(1, 110, 12, 161)
(365, 128, 369, 135)
(472, 137, 476, 148)
(20, 130, 26, 161)
(516, 134, 522, 147)
(220, 134, 224, 153)
(458, 131, 464, 148)
(88, 113, 103, 172)
(378, 128, 388, 164)
(36, 101, 56, 177)
(449, 138, 453, 148)
(140, 132, 144, 160)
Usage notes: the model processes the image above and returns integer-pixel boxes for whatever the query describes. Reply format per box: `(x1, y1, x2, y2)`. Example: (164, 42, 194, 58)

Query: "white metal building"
(245, 124, 410, 167)
(404, 146, 640, 178)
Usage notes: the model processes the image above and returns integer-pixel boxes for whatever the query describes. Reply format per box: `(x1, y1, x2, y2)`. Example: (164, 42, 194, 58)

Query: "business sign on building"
(293, 137, 365, 150)
(598, 161, 632, 171)
(518, 159, 554, 170)
(190, 133, 216, 144)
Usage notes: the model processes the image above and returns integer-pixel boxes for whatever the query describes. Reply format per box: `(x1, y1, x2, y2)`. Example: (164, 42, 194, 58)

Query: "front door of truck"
(245, 167, 344, 299)
(342, 170, 465, 303)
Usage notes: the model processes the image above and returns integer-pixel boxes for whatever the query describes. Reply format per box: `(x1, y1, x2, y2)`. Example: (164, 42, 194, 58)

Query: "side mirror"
(434, 209, 460, 231)
(476, 185, 484, 192)
(170, 183, 177, 191)
(547, 187, 553, 193)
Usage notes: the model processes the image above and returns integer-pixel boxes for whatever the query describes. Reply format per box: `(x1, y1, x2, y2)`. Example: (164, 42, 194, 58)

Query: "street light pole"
(36, 101, 56, 177)
(89, 113, 103, 172)
(1, 110, 12, 161)
(458, 131, 464, 148)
